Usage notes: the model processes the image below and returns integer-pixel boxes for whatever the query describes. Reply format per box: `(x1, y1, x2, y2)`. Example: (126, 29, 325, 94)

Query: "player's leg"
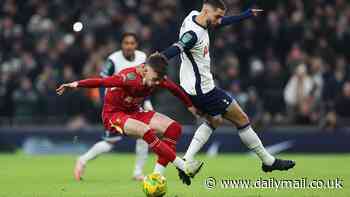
(132, 111, 176, 176)
(74, 132, 121, 181)
(148, 112, 182, 175)
(223, 102, 295, 172)
(148, 112, 203, 186)
(183, 88, 228, 162)
(79, 132, 121, 165)
(133, 139, 148, 181)
(183, 117, 222, 161)
(123, 118, 202, 176)
(132, 100, 154, 180)
(223, 102, 275, 165)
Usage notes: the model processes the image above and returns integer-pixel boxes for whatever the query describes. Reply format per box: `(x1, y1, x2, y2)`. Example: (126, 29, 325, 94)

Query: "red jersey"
(77, 66, 193, 117)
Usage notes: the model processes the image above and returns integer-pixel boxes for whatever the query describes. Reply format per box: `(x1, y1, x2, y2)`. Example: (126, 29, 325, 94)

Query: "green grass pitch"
(0, 153, 349, 197)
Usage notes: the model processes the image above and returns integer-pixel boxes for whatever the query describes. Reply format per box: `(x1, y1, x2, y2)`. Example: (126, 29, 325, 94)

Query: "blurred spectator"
(284, 64, 314, 109)
(309, 56, 324, 101)
(262, 59, 287, 120)
(322, 111, 338, 131)
(12, 77, 41, 124)
(334, 82, 350, 118)
(322, 56, 349, 105)
(57, 66, 94, 127)
(247, 58, 264, 96)
(228, 80, 247, 108)
(0, 71, 15, 123)
(323, 82, 350, 129)
(218, 54, 240, 89)
(245, 88, 263, 126)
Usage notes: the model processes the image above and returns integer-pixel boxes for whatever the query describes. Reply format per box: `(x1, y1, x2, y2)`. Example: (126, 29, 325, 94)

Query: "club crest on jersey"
(126, 72, 137, 80)
(203, 45, 209, 57)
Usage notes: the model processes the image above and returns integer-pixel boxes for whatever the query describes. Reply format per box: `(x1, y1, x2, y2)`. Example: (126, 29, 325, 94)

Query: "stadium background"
(1, 0, 350, 128)
(1, 0, 350, 150)
(0, 1, 349, 197)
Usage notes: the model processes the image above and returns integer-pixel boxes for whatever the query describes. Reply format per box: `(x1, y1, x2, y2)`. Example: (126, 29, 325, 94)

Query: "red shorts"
(103, 110, 156, 135)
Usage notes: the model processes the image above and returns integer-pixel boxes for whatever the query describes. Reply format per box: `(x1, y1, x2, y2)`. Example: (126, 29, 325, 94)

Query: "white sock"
(238, 126, 275, 166)
(153, 163, 166, 175)
(79, 141, 114, 164)
(133, 139, 149, 177)
(184, 123, 213, 161)
(172, 157, 186, 171)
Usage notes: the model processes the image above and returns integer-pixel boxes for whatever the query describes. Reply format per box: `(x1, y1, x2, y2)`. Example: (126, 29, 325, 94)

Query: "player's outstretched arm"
(56, 75, 129, 95)
(218, 8, 263, 28)
(78, 75, 128, 88)
(160, 77, 200, 118)
(56, 82, 78, 95)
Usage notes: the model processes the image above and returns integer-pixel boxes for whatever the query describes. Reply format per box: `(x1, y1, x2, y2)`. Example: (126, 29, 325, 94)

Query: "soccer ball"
(142, 173, 167, 197)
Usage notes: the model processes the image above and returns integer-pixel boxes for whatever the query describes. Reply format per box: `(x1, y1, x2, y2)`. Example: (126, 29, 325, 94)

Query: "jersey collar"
(192, 15, 207, 30)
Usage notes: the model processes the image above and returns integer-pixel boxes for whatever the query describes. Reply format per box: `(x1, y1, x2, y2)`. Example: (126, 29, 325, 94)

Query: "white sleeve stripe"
(174, 43, 184, 52)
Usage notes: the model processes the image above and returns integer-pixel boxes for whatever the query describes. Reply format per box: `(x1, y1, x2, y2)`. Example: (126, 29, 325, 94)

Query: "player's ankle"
(78, 157, 87, 165)
(183, 156, 193, 161)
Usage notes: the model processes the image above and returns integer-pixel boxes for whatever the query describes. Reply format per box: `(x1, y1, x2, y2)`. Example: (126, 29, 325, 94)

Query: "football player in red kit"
(56, 53, 203, 182)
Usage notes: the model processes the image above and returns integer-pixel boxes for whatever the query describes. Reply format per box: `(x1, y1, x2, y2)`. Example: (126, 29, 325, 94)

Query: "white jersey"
(179, 10, 215, 95)
(108, 50, 147, 73)
(100, 49, 153, 111)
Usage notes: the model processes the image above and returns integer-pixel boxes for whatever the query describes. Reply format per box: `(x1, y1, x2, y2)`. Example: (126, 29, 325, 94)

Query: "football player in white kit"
(74, 33, 151, 181)
(162, 0, 295, 185)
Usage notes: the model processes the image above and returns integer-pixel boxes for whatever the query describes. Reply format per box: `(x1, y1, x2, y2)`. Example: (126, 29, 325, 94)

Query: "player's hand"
(56, 82, 78, 95)
(251, 9, 264, 16)
(188, 106, 201, 119)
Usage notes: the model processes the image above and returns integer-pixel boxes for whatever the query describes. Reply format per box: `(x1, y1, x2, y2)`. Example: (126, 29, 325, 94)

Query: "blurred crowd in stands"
(1, 0, 350, 129)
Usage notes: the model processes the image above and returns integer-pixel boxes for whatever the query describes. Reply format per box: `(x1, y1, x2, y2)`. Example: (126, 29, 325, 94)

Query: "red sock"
(157, 122, 182, 167)
(157, 157, 169, 166)
(163, 121, 182, 148)
(143, 129, 176, 162)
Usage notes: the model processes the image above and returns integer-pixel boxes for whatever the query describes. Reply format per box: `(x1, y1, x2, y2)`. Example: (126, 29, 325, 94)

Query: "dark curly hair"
(203, 0, 227, 10)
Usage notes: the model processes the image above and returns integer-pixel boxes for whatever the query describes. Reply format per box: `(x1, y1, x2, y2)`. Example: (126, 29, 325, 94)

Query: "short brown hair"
(120, 32, 138, 43)
(203, 0, 226, 10)
(146, 52, 168, 78)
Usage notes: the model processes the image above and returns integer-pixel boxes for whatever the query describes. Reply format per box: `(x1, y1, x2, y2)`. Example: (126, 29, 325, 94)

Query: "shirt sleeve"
(159, 77, 193, 107)
(178, 31, 198, 50)
(77, 75, 125, 88)
(100, 59, 115, 77)
(161, 31, 198, 60)
(218, 9, 253, 28)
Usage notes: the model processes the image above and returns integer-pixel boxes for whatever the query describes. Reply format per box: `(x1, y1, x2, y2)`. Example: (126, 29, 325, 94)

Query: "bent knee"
(236, 113, 250, 128)
(141, 125, 151, 134)
(210, 116, 224, 128)
(124, 119, 151, 137)
(164, 121, 183, 140)
(241, 113, 250, 123)
(170, 121, 182, 132)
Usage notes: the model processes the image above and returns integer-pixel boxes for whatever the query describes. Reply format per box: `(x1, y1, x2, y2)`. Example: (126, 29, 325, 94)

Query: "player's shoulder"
(186, 10, 200, 19)
(135, 50, 146, 56)
(183, 10, 200, 26)
(135, 50, 147, 59)
(182, 10, 207, 37)
(107, 50, 123, 61)
(119, 65, 143, 81)
(119, 66, 137, 75)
